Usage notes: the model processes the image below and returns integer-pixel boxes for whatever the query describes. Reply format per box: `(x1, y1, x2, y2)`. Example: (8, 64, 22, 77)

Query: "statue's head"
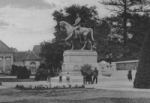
(59, 21, 66, 31)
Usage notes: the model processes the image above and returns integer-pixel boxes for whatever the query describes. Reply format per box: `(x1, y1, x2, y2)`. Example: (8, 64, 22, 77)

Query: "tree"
(40, 41, 65, 70)
(134, 29, 150, 88)
(133, 0, 150, 89)
(35, 63, 48, 81)
(128, 13, 150, 58)
(99, 0, 141, 45)
(17, 66, 30, 79)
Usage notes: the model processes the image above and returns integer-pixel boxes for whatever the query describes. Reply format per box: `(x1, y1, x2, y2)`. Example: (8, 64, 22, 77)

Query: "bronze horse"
(59, 21, 95, 50)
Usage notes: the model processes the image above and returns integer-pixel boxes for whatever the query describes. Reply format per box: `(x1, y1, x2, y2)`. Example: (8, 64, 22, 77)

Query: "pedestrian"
(47, 70, 51, 83)
(92, 67, 99, 84)
(66, 72, 70, 83)
(127, 70, 132, 81)
(59, 71, 63, 83)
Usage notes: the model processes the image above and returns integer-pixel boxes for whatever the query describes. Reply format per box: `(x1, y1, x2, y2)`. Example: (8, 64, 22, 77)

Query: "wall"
(113, 60, 138, 81)
(99, 60, 138, 81)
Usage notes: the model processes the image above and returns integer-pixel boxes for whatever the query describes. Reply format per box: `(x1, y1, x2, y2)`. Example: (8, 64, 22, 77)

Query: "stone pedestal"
(60, 50, 99, 83)
(62, 50, 99, 73)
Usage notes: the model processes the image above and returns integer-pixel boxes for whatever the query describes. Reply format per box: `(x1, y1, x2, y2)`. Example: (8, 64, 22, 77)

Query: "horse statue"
(59, 21, 95, 50)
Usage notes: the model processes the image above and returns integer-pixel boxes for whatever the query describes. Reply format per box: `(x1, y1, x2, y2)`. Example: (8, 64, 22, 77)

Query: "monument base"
(62, 50, 99, 74)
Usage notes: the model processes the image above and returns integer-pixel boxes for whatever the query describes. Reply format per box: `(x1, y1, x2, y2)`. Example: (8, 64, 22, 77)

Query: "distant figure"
(47, 70, 51, 83)
(92, 67, 99, 84)
(59, 71, 63, 83)
(127, 70, 132, 81)
(66, 72, 70, 83)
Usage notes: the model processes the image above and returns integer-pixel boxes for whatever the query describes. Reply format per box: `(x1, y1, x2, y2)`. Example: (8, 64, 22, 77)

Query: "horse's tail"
(89, 28, 94, 41)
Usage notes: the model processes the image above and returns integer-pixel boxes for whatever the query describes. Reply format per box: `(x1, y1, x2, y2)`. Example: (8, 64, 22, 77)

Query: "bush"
(11, 65, 20, 76)
(35, 63, 47, 81)
(80, 64, 93, 76)
(17, 66, 30, 79)
(35, 68, 47, 81)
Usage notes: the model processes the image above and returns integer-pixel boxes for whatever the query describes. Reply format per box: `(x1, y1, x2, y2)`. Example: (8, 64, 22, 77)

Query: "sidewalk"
(86, 81, 150, 92)
(1, 80, 150, 93)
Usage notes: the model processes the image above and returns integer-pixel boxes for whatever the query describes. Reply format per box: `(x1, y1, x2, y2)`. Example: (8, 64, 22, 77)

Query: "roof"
(14, 51, 41, 62)
(0, 40, 14, 53)
(10, 47, 18, 52)
(32, 45, 41, 53)
(24, 51, 40, 61)
(14, 51, 28, 62)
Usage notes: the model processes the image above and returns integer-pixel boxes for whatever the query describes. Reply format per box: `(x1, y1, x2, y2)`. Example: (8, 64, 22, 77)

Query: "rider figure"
(73, 13, 81, 38)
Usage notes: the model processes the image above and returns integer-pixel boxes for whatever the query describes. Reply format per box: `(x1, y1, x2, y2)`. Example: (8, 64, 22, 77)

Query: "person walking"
(66, 72, 70, 83)
(59, 71, 63, 83)
(47, 70, 51, 83)
(127, 70, 132, 81)
(92, 67, 99, 84)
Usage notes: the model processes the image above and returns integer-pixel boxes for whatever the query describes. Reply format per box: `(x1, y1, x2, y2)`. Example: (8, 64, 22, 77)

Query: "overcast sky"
(0, 0, 110, 51)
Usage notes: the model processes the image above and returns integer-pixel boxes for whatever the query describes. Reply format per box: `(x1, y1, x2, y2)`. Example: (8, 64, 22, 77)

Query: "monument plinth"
(62, 50, 99, 76)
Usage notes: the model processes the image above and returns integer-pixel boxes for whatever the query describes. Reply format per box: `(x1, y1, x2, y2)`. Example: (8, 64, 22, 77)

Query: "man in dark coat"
(92, 67, 99, 84)
(127, 70, 132, 81)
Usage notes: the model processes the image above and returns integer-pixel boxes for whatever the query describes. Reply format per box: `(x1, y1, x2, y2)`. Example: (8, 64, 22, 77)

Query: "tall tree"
(132, 0, 150, 89)
(134, 29, 150, 88)
(99, 0, 141, 45)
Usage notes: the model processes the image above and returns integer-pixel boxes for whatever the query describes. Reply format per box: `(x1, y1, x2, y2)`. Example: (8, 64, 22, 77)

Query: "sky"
(0, 0, 110, 51)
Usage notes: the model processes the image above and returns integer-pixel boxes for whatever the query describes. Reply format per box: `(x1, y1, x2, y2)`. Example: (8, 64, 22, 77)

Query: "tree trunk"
(123, 0, 127, 45)
(134, 31, 150, 88)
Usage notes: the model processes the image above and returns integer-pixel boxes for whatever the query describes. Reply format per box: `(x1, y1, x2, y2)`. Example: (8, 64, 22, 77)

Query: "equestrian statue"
(59, 13, 95, 50)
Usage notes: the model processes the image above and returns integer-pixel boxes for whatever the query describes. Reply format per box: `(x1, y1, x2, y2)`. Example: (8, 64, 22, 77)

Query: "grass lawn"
(1, 88, 150, 103)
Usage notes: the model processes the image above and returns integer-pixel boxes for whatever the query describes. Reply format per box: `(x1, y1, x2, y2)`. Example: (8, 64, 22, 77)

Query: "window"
(30, 62, 36, 65)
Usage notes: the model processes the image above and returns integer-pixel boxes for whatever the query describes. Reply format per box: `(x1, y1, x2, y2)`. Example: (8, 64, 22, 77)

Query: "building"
(10, 47, 18, 53)
(13, 45, 42, 74)
(0, 40, 14, 73)
(14, 50, 41, 75)
(0, 40, 42, 74)
(32, 45, 41, 54)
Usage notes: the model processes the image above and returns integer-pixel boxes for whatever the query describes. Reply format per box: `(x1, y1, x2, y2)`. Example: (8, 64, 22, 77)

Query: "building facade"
(0, 40, 42, 75)
(14, 51, 41, 75)
(0, 40, 14, 73)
